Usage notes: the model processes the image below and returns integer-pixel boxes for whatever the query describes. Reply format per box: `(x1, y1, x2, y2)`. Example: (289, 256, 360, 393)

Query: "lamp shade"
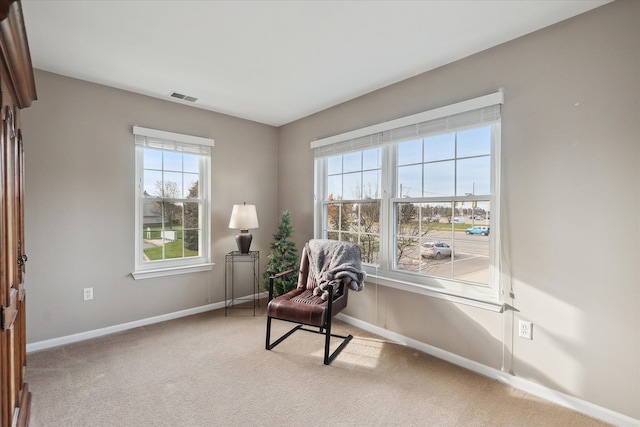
(228, 203, 259, 230)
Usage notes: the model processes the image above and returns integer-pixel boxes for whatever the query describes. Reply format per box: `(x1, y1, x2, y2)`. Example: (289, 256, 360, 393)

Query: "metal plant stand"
(225, 251, 260, 316)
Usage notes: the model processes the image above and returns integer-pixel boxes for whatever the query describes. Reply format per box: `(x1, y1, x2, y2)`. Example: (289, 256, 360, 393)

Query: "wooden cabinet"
(0, 1, 37, 426)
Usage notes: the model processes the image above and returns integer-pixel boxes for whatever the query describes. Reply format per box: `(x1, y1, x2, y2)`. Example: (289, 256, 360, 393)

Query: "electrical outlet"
(83, 287, 94, 301)
(518, 320, 533, 340)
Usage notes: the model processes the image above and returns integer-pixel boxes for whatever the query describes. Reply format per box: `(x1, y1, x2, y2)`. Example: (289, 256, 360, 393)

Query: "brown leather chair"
(265, 241, 358, 365)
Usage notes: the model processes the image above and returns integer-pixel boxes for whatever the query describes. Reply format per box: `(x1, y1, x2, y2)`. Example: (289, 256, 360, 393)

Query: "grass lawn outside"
(144, 240, 198, 260)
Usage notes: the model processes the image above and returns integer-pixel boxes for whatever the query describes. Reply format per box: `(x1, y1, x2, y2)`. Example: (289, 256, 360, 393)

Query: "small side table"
(225, 251, 260, 316)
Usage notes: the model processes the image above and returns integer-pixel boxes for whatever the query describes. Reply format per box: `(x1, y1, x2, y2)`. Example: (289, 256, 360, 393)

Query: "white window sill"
(367, 273, 504, 312)
(132, 263, 214, 280)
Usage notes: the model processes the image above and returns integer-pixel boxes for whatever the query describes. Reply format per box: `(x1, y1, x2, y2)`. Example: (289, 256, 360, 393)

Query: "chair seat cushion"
(267, 289, 346, 327)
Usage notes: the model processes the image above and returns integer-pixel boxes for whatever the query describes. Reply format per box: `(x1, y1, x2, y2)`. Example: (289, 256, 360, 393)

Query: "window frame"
(132, 126, 214, 280)
(313, 93, 503, 308)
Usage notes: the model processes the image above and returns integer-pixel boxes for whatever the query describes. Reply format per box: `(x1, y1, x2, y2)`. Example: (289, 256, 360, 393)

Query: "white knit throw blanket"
(305, 239, 366, 300)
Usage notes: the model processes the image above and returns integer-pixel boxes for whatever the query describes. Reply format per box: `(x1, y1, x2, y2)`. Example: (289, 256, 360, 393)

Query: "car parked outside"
(421, 242, 453, 259)
(465, 226, 490, 235)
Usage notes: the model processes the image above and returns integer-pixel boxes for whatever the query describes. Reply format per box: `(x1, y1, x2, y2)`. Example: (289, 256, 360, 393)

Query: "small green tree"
(263, 210, 298, 296)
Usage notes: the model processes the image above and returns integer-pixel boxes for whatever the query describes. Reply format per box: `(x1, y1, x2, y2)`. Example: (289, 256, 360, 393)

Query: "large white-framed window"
(313, 93, 502, 307)
(132, 126, 213, 280)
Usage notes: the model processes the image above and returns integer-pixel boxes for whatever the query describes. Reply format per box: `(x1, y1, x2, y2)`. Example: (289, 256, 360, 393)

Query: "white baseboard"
(27, 299, 637, 426)
(336, 313, 640, 427)
(26, 291, 268, 353)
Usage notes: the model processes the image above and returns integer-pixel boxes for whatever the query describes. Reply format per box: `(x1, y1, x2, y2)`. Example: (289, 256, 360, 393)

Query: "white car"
(420, 242, 453, 259)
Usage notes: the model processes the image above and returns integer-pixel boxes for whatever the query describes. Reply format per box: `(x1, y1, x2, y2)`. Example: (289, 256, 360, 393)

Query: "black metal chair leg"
(265, 316, 272, 350)
(324, 324, 331, 365)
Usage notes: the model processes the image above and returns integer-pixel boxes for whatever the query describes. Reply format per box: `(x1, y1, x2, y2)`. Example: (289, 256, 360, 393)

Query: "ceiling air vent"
(169, 92, 198, 103)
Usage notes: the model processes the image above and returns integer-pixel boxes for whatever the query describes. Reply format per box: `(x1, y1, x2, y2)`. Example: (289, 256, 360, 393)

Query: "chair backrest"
(297, 244, 314, 290)
(296, 239, 363, 298)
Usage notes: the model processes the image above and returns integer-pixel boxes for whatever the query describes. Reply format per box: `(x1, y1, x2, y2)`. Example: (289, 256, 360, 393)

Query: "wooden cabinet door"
(0, 2, 37, 425)
(0, 103, 30, 427)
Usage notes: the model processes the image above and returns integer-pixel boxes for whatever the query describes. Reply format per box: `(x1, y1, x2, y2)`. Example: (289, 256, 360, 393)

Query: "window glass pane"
(464, 200, 490, 223)
(354, 201, 380, 264)
(143, 148, 163, 170)
(453, 202, 466, 224)
(184, 199, 201, 257)
(343, 152, 361, 173)
(397, 139, 422, 166)
(143, 200, 162, 233)
(326, 205, 337, 232)
(362, 170, 380, 199)
(424, 160, 455, 197)
(396, 236, 419, 272)
(184, 202, 200, 229)
(395, 202, 420, 271)
(453, 238, 489, 285)
(343, 172, 361, 199)
(456, 156, 490, 196)
(359, 234, 379, 265)
(163, 172, 183, 198)
(326, 203, 344, 232)
(142, 232, 164, 261)
(421, 239, 454, 279)
(143, 170, 162, 197)
(457, 126, 491, 158)
(420, 202, 448, 226)
(357, 201, 380, 234)
(362, 148, 381, 170)
(163, 201, 182, 229)
(396, 202, 418, 234)
(164, 151, 183, 172)
(397, 164, 422, 198)
(342, 203, 356, 231)
(327, 175, 342, 200)
(327, 155, 342, 175)
(164, 238, 184, 260)
(183, 230, 199, 257)
(183, 153, 199, 173)
(395, 202, 461, 277)
(184, 174, 199, 198)
(424, 133, 455, 162)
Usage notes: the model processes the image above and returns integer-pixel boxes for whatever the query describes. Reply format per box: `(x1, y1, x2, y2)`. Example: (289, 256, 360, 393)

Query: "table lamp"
(228, 202, 259, 253)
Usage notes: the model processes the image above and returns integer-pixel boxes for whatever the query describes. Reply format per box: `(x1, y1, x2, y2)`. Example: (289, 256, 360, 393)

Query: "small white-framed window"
(313, 93, 502, 305)
(132, 126, 213, 279)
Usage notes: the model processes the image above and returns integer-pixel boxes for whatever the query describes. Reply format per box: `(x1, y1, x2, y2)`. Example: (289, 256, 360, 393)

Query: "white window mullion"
(379, 144, 393, 272)
(314, 158, 326, 239)
(491, 123, 502, 298)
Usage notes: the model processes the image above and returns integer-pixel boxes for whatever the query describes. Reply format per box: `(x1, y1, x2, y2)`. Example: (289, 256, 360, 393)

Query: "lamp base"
(235, 231, 253, 253)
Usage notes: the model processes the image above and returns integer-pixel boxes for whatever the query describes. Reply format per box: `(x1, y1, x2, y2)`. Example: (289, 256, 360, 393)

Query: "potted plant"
(263, 210, 298, 296)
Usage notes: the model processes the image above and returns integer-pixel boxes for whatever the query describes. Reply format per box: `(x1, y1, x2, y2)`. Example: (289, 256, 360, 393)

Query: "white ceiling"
(22, 0, 609, 127)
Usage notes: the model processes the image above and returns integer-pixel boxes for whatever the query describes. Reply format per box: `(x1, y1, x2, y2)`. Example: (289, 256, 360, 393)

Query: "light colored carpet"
(26, 305, 609, 426)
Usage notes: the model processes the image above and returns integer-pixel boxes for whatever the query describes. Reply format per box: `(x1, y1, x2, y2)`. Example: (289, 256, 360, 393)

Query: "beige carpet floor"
(26, 305, 609, 426)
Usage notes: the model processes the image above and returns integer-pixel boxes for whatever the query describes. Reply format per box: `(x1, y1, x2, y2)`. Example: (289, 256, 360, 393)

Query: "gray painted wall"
(22, 70, 279, 342)
(278, 1, 639, 419)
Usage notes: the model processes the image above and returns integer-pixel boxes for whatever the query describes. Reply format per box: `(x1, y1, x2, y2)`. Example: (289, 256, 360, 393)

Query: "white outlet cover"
(519, 320, 533, 339)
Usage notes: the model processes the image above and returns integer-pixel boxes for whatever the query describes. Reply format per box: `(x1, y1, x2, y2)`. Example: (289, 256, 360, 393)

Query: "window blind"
(133, 126, 214, 155)
(311, 92, 502, 158)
